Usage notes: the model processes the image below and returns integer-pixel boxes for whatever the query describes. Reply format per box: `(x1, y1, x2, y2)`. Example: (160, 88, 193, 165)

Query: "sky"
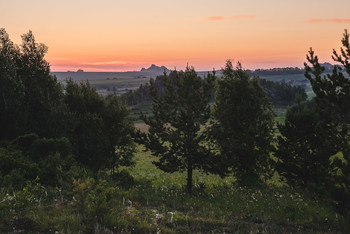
(1, 0, 350, 72)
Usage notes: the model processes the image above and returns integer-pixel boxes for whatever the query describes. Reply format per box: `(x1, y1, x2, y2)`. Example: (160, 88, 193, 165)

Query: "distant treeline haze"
(121, 74, 307, 106)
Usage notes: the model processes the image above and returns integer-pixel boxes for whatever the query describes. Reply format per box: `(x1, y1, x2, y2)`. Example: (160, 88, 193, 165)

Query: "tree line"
(246, 64, 335, 76)
(0, 28, 349, 215)
(121, 72, 307, 107)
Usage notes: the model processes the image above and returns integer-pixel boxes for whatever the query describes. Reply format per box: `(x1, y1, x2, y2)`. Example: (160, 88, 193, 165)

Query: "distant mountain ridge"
(141, 64, 169, 72)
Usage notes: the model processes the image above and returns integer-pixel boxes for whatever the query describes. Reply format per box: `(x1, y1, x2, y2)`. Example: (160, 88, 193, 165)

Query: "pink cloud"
(202, 15, 255, 21)
(205, 16, 227, 21)
(309, 18, 350, 23)
(84, 61, 126, 66)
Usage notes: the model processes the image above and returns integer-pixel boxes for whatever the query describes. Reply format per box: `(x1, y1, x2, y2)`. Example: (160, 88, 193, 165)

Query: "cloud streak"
(48, 59, 142, 72)
(309, 18, 350, 23)
(202, 15, 255, 21)
(84, 61, 126, 66)
(205, 16, 227, 21)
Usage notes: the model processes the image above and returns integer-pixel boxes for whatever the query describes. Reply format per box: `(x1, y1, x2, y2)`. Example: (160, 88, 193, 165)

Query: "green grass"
(116, 145, 347, 233)
(274, 115, 286, 124)
(128, 145, 235, 187)
(121, 114, 348, 232)
(1, 144, 348, 233)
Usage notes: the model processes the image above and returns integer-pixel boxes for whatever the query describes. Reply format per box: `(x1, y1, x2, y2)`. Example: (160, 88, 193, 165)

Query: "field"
(3, 144, 347, 233)
(109, 146, 347, 233)
(53, 72, 154, 96)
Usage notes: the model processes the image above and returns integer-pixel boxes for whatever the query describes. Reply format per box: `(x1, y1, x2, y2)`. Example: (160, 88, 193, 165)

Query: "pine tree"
(212, 60, 274, 185)
(304, 30, 350, 213)
(275, 100, 338, 190)
(138, 66, 215, 194)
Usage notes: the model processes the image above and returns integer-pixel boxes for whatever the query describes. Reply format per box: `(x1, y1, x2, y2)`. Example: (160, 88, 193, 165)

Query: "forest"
(0, 28, 350, 233)
(120, 74, 307, 107)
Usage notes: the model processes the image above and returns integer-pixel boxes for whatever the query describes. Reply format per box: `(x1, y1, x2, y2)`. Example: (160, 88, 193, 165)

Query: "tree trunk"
(186, 163, 193, 195)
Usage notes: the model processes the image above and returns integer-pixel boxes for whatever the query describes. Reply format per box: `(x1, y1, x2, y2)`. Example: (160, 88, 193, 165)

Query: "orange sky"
(2, 0, 350, 71)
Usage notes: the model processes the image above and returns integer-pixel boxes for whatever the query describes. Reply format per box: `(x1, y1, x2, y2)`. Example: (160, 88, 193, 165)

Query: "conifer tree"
(304, 30, 350, 213)
(212, 60, 274, 185)
(139, 67, 215, 194)
(275, 100, 338, 190)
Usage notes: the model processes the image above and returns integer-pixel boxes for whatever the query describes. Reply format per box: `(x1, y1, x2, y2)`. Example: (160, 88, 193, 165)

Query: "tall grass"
(0, 145, 348, 233)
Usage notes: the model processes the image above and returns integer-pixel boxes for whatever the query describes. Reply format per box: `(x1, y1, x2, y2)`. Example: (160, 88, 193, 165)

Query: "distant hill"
(141, 64, 169, 73)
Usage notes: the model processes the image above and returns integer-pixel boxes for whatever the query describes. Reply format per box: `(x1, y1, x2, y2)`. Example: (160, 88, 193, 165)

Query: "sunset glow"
(2, 0, 350, 71)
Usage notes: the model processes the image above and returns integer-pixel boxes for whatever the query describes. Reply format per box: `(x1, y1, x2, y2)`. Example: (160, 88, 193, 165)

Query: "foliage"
(63, 79, 135, 172)
(274, 100, 338, 191)
(0, 133, 78, 188)
(305, 31, 350, 125)
(0, 147, 38, 189)
(212, 60, 275, 185)
(138, 67, 216, 194)
(0, 28, 64, 139)
(259, 78, 307, 106)
(0, 28, 22, 140)
(121, 83, 150, 105)
(1, 29, 136, 175)
(249, 67, 305, 76)
(121, 73, 308, 109)
(304, 30, 350, 214)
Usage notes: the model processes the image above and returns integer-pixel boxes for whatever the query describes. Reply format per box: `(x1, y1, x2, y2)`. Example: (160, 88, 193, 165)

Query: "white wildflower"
(168, 212, 175, 222)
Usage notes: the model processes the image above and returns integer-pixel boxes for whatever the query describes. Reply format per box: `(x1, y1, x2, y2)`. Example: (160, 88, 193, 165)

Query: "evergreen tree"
(212, 60, 274, 185)
(259, 78, 307, 106)
(304, 30, 350, 213)
(275, 100, 338, 190)
(139, 67, 215, 194)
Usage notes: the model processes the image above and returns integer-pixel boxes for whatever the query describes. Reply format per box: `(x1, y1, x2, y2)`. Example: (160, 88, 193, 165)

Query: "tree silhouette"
(139, 67, 215, 194)
(304, 30, 350, 213)
(212, 60, 274, 185)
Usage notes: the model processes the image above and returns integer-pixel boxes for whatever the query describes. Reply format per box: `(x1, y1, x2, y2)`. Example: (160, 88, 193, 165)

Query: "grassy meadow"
(2, 144, 347, 233)
(120, 146, 347, 233)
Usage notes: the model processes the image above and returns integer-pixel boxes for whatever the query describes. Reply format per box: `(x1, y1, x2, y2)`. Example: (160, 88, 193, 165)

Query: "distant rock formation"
(141, 64, 169, 72)
(77, 69, 84, 73)
(320, 62, 334, 71)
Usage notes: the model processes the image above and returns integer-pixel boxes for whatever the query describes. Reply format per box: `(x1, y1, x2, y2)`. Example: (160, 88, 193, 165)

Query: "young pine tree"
(138, 66, 215, 194)
(212, 60, 274, 185)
